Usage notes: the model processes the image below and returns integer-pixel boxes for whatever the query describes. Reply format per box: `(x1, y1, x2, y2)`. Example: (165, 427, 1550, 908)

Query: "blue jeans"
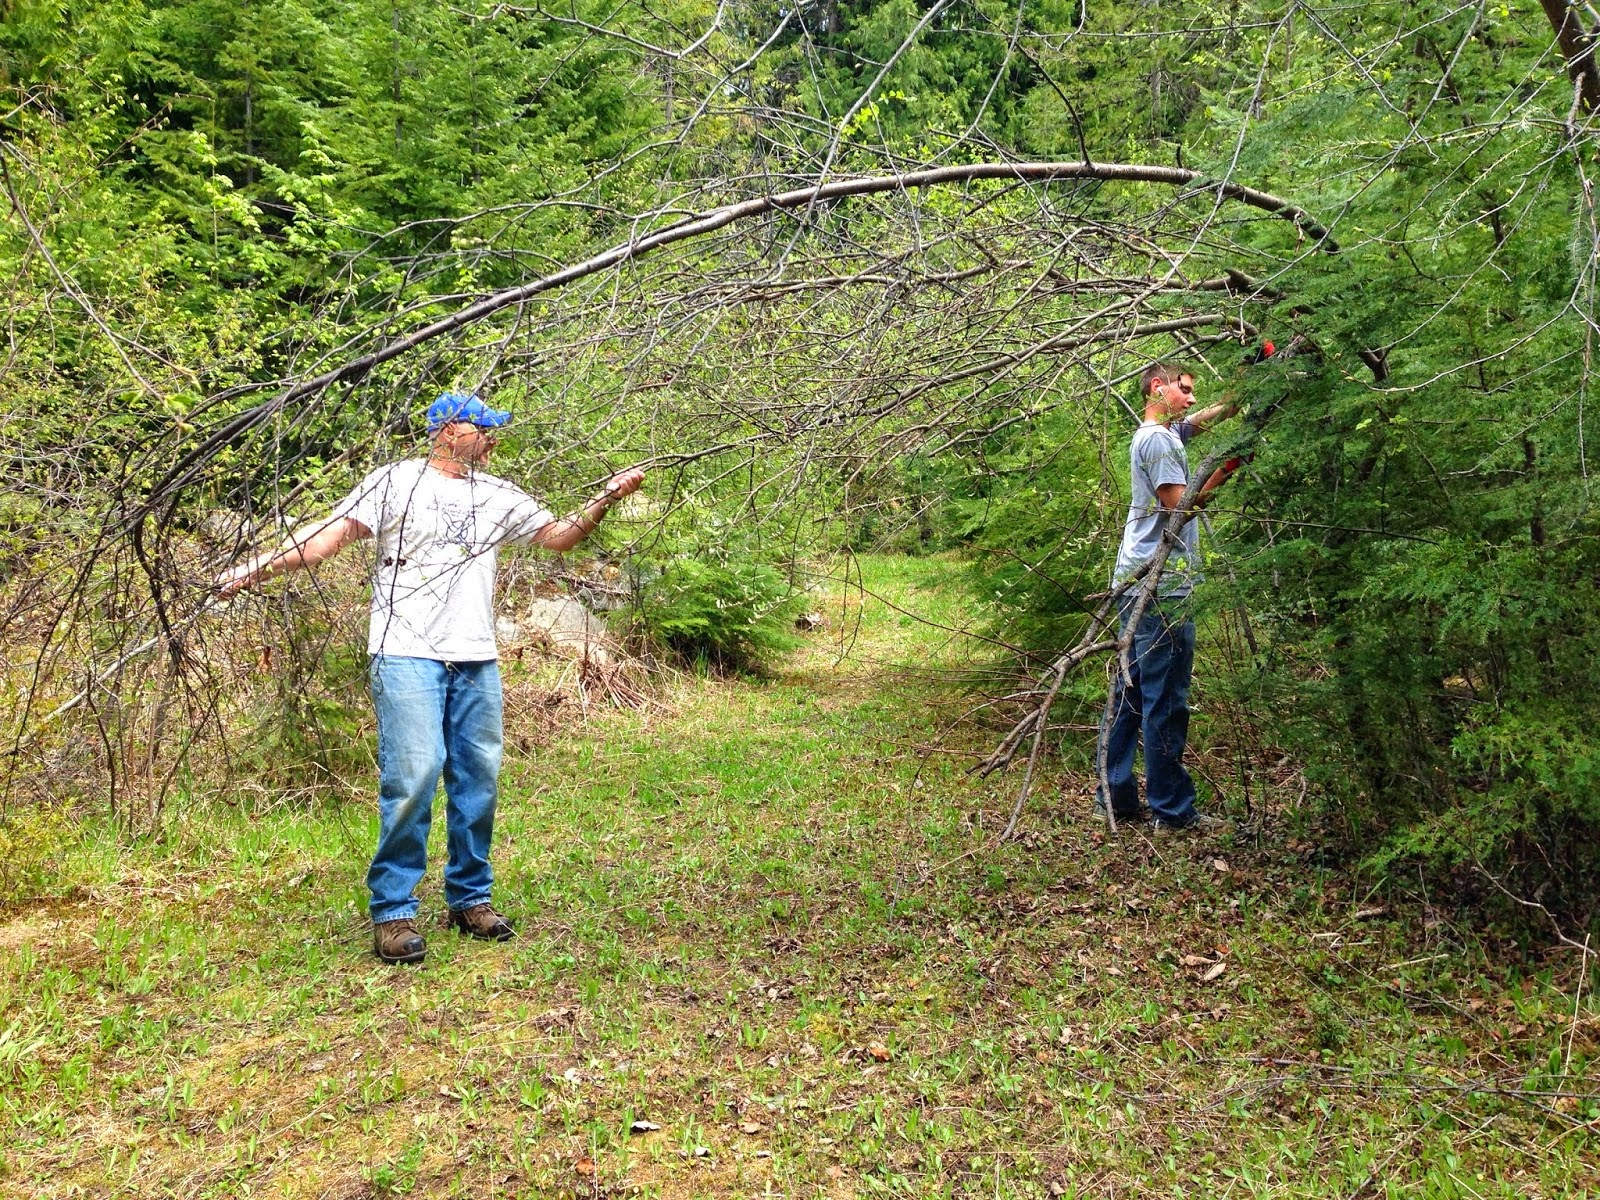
(1097, 597, 1198, 826)
(368, 656, 504, 923)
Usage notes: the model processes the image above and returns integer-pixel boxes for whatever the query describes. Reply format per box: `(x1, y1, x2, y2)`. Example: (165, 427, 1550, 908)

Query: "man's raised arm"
(529, 467, 646, 553)
(1185, 396, 1244, 499)
(214, 516, 371, 597)
(1184, 397, 1239, 433)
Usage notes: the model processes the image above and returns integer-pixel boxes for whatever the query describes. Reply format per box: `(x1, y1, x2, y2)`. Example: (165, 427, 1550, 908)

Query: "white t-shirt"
(329, 459, 554, 661)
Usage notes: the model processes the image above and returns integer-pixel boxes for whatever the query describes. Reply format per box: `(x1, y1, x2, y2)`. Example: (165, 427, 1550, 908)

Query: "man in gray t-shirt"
(1097, 362, 1237, 832)
(1114, 419, 1203, 597)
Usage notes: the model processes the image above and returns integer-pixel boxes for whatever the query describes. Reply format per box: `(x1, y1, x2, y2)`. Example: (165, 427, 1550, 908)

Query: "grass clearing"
(1, 555, 1596, 1197)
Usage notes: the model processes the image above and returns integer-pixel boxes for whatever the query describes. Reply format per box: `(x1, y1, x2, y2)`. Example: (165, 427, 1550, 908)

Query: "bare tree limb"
(133, 160, 1334, 520)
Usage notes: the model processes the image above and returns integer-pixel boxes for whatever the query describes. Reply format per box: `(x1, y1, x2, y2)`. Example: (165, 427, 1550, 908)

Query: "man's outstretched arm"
(214, 515, 371, 597)
(1184, 397, 1239, 432)
(530, 467, 646, 553)
(1184, 397, 1245, 497)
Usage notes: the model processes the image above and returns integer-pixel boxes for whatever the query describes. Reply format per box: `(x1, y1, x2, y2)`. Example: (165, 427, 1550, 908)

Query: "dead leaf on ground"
(1210, 858, 1229, 872)
(740, 1121, 763, 1134)
(866, 1041, 892, 1062)
(574, 1157, 597, 1178)
(534, 1005, 581, 1031)
(1201, 961, 1227, 983)
(1180, 954, 1213, 968)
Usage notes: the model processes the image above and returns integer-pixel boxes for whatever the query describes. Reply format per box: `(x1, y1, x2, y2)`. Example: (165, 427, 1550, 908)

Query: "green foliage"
(945, 407, 1126, 660)
(0, 807, 77, 903)
(633, 542, 804, 672)
(234, 659, 370, 801)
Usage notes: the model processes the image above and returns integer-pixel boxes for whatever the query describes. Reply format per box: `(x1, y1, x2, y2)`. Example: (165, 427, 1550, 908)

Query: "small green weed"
(1308, 992, 1349, 1052)
(365, 1136, 426, 1195)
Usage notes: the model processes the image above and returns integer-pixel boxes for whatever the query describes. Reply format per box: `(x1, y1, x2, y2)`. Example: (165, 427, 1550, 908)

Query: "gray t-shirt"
(330, 459, 554, 661)
(1112, 420, 1201, 598)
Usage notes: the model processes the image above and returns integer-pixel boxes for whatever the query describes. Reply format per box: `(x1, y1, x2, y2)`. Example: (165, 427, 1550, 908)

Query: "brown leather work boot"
(448, 903, 516, 941)
(373, 917, 426, 964)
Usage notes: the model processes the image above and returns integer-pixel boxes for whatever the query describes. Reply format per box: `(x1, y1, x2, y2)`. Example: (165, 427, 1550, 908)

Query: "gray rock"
(525, 597, 612, 664)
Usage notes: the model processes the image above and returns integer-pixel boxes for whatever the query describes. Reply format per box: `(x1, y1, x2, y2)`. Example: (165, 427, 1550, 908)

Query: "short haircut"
(1140, 361, 1191, 397)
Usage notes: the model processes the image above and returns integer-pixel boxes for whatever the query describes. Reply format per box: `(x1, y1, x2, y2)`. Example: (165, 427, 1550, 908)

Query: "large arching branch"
(134, 161, 1335, 518)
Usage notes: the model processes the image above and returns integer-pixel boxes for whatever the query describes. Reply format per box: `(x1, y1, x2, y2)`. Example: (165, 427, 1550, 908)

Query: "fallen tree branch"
(133, 160, 1335, 520)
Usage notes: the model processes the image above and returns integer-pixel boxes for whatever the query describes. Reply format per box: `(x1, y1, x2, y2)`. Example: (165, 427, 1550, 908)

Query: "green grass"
(1, 555, 1596, 1197)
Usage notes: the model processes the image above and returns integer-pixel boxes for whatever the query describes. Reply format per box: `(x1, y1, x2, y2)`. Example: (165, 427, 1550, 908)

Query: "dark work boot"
(373, 917, 426, 964)
(448, 903, 516, 941)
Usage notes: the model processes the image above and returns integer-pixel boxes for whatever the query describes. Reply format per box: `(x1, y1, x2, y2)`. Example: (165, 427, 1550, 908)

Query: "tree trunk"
(1540, 0, 1600, 112)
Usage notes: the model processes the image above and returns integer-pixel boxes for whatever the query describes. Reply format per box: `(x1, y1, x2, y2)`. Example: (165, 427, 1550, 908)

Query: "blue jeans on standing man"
(1097, 597, 1199, 827)
(368, 656, 504, 923)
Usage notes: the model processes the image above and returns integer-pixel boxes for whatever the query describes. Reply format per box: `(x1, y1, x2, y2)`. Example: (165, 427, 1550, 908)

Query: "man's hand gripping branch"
(529, 467, 646, 553)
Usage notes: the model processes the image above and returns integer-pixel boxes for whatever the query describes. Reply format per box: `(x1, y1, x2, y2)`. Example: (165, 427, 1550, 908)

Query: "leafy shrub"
(633, 547, 804, 672)
(927, 408, 1131, 747)
(0, 807, 77, 903)
(945, 412, 1126, 659)
(229, 613, 372, 801)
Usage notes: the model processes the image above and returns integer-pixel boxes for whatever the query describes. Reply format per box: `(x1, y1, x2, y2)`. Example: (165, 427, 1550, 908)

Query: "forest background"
(2, 0, 1599, 947)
